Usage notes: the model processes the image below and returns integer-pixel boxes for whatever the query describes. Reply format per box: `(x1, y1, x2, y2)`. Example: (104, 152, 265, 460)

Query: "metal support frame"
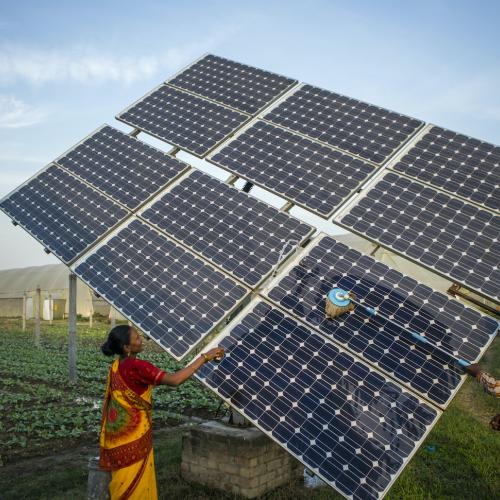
(68, 273, 77, 383)
(35, 285, 41, 347)
(448, 283, 499, 317)
(48, 293, 53, 325)
(88, 288, 94, 328)
(242, 181, 253, 193)
(369, 244, 380, 257)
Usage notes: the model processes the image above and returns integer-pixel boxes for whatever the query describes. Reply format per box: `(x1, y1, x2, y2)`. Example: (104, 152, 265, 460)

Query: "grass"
(0, 317, 498, 499)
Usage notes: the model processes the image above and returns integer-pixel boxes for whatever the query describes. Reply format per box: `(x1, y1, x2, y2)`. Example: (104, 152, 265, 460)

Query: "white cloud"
(0, 30, 238, 85)
(0, 96, 48, 128)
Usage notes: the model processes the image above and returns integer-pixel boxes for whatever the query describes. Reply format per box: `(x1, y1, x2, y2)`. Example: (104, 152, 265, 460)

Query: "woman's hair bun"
(101, 324, 131, 357)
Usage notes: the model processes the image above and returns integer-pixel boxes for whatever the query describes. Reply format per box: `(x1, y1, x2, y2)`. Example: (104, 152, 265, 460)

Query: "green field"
(0, 317, 498, 499)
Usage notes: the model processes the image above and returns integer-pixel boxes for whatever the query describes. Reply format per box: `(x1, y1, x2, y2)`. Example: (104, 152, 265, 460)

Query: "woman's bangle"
(201, 353, 209, 363)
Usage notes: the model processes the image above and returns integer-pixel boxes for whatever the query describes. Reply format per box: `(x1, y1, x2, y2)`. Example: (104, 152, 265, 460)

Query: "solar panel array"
(169, 54, 297, 115)
(73, 219, 248, 359)
(140, 169, 313, 287)
(3, 53, 499, 500)
(266, 235, 498, 407)
(392, 126, 500, 211)
(209, 120, 376, 217)
(55, 125, 190, 210)
(117, 85, 249, 157)
(0, 164, 128, 263)
(198, 299, 440, 500)
(264, 84, 423, 164)
(338, 172, 500, 302)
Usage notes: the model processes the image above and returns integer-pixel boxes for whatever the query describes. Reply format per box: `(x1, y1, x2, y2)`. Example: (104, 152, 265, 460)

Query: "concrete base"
(181, 421, 303, 498)
(87, 456, 110, 500)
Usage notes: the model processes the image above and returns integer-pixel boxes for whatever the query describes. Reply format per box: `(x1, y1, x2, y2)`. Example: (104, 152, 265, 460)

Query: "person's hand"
(201, 347, 225, 363)
(465, 363, 482, 377)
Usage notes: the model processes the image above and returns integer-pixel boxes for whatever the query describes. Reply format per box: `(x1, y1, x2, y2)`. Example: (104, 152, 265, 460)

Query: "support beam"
(35, 285, 41, 347)
(110, 307, 116, 328)
(68, 273, 77, 383)
(22, 293, 26, 332)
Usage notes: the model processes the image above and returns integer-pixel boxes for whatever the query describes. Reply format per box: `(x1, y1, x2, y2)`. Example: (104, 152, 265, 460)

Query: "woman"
(99, 324, 224, 499)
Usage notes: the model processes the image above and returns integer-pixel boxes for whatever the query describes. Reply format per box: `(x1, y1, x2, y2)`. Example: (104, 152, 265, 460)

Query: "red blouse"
(118, 358, 166, 395)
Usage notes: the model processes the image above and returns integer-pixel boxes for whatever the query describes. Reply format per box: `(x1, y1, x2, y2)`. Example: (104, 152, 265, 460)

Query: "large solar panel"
(168, 54, 297, 115)
(209, 120, 376, 217)
(391, 125, 500, 211)
(55, 125, 190, 210)
(198, 299, 440, 500)
(337, 172, 500, 302)
(117, 85, 249, 157)
(265, 235, 498, 407)
(0, 164, 128, 263)
(264, 84, 423, 164)
(72, 218, 249, 360)
(139, 169, 314, 287)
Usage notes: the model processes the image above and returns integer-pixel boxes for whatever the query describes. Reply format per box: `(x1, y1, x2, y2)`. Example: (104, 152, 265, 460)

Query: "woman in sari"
(99, 324, 224, 499)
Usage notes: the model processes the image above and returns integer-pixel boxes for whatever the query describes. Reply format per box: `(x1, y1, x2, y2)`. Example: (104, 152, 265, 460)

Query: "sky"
(0, 0, 499, 270)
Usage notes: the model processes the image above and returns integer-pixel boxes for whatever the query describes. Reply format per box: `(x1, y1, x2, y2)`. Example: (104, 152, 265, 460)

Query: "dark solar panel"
(73, 219, 248, 360)
(0, 164, 128, 263)
(198, 299, 440, 500)
(266, 235, 498, 407)
(209, 120, 376, 217)
(392, 126, 500, 211)
(169, 54, 297, 115)
(338, 172, 500, 302)
(55, 125, 189, 210)
(264, 84, 423, 164)
(117, 85, 249, 157)
(140, 169, 313, 287)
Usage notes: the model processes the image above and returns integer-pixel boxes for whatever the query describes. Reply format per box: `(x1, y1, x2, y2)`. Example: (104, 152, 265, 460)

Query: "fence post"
(48, 293, 53, 326)
(22, 293, 27, 332)
(88, 288, 94, 328)
(35, 285, 41, 347)
(68, 274, 77, 383)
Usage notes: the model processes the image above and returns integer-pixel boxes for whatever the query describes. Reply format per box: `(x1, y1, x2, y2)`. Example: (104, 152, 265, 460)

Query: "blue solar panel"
(209, 120, 376, 217)
(392, 125, 500, 211)
(264, 84, 423, 164)
(265, 235, 498, 407)
(140, 169, 314, 287)
(0, 164, 128, 263)
(338, 172, 500, 302)
(168, 54, 297, 115)
(117, 85, 249, 157)
(55, 125, 190, 210)
(73, 218, 249, 360)
(198, 299, 440, 500)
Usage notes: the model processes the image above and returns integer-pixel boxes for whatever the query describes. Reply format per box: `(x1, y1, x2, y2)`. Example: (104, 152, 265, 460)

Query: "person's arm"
(158, 347, 224, 387)
(465, 363, 500, 398)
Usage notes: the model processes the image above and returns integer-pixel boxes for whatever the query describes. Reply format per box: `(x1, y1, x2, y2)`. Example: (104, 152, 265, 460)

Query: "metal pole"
(110, 307, 116, 328)
(68, 273, 77, 383)
(22, 293, 26, 332)
(35, 285, 41, 347)
(88, 289, 94, 328)
(48, 293, 53, 326)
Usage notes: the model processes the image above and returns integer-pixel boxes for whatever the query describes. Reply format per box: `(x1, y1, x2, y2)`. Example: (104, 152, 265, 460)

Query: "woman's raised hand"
(202, 347, 225, 362)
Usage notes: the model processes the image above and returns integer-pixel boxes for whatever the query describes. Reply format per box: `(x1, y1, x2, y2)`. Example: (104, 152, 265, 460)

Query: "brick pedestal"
(181, 421, 303, 498)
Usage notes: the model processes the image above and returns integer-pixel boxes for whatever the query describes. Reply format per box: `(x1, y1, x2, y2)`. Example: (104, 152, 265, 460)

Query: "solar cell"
(168, 54, 297, 115)
(264, 84, 423, 164)
(198, 299, 440, 500)
(117, 85, 249, 157)
(392, 125, 500, 211)
(209, 120, 376, 217)
(0, 164, 128, 263)
(72, 218, 249, 360)
(337, 172, 500, 302)
(139, 169, 314, 287)
(55, 125, 190, 210)
(265, 235, 498, 407)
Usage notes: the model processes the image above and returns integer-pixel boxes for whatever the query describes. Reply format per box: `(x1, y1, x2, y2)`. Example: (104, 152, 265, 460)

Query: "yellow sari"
(99, 359, 158, 500)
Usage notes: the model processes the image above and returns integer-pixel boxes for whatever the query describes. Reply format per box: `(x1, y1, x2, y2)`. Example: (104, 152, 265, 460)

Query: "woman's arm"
(159, 347, 224, 387)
